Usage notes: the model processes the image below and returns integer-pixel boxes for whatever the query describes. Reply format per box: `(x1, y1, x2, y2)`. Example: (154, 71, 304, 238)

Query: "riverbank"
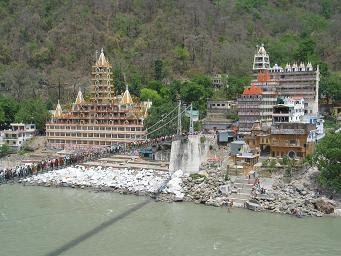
(20, 165, 340, 217)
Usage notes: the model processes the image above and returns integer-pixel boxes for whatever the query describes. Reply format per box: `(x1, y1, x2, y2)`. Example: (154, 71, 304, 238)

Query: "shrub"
(0, 144, 10, 157)
(189, 173, 206, 180)
(200, 136, 206, 144)
(262, 159, 269, 167)
(281, 155, 289, 165)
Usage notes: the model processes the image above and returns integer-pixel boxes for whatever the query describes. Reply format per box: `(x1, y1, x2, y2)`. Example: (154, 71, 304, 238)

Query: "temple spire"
(54, 100, 63, 117)
(121, 83, 133, 105)
(257, 70, 264, 82)
(75, 88, 84, 104)
(264, 69, 270, 81)
(96, 48, 110, 66)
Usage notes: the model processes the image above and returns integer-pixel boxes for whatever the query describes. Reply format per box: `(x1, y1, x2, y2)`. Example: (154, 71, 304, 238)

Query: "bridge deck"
(80, 156, 169, 172)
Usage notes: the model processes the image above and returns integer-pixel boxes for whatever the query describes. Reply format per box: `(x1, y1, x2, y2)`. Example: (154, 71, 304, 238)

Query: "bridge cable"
(145, 105, 191, 137)
(145, 104, 179, 131)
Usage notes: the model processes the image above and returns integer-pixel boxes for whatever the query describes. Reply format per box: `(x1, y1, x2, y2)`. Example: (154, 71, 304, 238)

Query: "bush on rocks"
(189, 173, 207, 180)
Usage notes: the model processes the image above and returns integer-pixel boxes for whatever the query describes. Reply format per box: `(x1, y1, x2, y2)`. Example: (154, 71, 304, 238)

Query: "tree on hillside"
(114, 67, 125, 95)
(15, 98, 50, 133)
(313, 133, 341, 192)
(0, 144, 10, 157)
(154, 59, 163, 81)
(320, 73, 341, 104)
(0, 95, 19, 128)
(225, 75, 250, 100)
(0, 106, 5, 124)
(140, 88, 162, 104)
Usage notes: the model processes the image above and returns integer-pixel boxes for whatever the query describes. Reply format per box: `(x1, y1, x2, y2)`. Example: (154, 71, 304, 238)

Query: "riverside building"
(237, 82, 277, 136)
(252, 44, 319, 115)
(46, 49, 150, 149)
(272, 97, 305, 123)
(0, 123, 36, 150)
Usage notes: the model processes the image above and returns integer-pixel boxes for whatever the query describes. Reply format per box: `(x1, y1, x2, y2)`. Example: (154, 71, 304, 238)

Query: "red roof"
(243, 84, 263, 95)
(257, 70, 263, 82)
(264, 69, 270, 81)
(257, 70, 271, 82)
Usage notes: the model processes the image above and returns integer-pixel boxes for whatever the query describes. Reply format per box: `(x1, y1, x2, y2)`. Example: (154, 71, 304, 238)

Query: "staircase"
(229, 176, 254, 207)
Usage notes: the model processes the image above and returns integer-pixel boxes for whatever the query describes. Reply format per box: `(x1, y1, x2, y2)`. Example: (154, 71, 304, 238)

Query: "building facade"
(202, 100, 236, 131)
(237, 83, 276, 136)
(1, 123, 36, 150)
(252, 45, 319, 115)
(270, 122, 315, 159)
(244, 122, 315, 159)
(273, 97, 305, 123)
(46, 49, 150, 149)
(211, 74, 228, 89)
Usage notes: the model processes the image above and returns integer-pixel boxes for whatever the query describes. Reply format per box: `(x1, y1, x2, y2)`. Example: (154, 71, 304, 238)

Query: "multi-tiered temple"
(252, 44, 319, 115)
(238, 44, 320, 136)
(46, 49, 150, 149)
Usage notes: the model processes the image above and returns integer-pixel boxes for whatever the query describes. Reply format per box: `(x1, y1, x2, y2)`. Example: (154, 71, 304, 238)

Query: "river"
(0, 184, 340, 256)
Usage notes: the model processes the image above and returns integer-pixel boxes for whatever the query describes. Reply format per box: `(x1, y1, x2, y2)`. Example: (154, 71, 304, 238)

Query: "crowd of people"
(0, 133, 195, 184)
(125, 133, 195, 150)
(0, 146, 123, 184)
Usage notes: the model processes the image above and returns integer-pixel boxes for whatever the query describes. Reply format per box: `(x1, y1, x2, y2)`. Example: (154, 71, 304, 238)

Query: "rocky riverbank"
(251, 181, 336, 217)
(22, 166, 171, 195)
(21, 166, 339, 217)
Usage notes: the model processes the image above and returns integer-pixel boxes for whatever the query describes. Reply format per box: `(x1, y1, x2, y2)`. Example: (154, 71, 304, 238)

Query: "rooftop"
(243, 84, 263, 95)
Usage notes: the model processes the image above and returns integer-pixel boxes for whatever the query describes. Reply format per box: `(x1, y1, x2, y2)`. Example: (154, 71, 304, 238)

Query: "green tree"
(320, 73, 341, 104)
(0, 144, 10, 157)
(0, 106, 5, 124)
(144, 101, 178, 138)
(174, 46, 190, 71)
(140, 88, 162, 104)
(294, 36, 316, 63)
(154, 59, 163, 81)
(114, 67, 125, 95)
(180, 80, 212, 117)
(320, 0, 332, 19)
(225, 75, 250, 100)
(15, 98, 50, 133)
(313, 133, 341, 192)
(0, 95, 19, 128)
(147, 80, 163, 92)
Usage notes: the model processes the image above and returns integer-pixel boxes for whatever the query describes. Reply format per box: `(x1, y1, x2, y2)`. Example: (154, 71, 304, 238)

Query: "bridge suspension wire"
(145, 104, 191, 138)
(146, 104, 179, 131)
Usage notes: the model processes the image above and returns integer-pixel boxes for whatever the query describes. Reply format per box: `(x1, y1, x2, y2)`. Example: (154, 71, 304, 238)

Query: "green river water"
(0, 184, 340, 256)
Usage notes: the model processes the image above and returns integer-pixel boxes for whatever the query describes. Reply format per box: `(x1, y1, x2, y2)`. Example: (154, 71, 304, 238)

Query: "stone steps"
(228, 175, 254, 207)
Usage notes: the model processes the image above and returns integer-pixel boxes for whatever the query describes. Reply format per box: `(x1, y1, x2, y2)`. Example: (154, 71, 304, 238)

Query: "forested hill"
(0, 0, 340, 102)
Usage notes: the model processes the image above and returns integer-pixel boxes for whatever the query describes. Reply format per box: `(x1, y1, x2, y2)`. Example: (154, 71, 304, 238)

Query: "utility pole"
(189, 102, 194, 134)
(177, 100, 182, 135)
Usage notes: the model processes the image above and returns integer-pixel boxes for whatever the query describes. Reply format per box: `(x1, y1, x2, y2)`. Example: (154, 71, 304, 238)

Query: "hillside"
(0, 0, 340, 102)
